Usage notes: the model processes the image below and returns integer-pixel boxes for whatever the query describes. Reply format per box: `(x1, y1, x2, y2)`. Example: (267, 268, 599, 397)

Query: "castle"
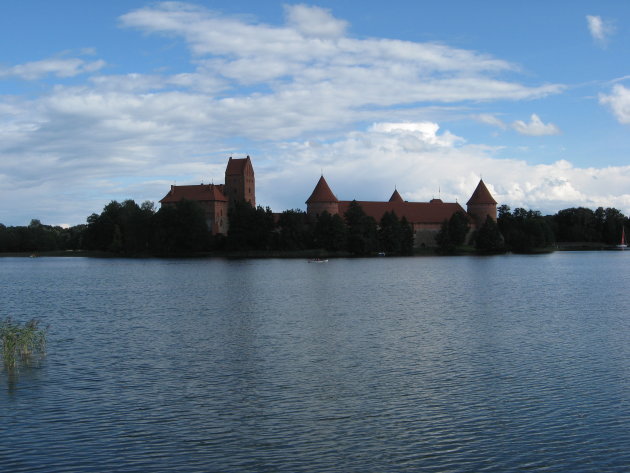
(159, 156, 255, 234)
(160, 156, 497, 247)
(305, 175, 497, 247)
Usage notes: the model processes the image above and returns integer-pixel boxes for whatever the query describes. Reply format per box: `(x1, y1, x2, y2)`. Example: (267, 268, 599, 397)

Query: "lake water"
(1, 253, 629, 472)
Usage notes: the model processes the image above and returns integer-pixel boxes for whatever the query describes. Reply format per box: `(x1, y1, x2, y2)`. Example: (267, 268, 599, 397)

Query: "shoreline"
(3, 244, 623, 259)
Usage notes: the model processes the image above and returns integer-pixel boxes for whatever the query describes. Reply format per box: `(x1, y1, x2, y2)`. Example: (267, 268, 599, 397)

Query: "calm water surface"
(1, 253, 629, 472)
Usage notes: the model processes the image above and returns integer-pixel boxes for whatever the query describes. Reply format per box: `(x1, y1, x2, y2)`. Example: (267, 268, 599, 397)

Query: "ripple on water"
(1, 255, 630, 472)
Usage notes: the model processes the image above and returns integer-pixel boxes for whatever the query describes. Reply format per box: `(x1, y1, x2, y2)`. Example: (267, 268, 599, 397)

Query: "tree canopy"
(497, 206, 555, 252)
(4, 198, 630, 256)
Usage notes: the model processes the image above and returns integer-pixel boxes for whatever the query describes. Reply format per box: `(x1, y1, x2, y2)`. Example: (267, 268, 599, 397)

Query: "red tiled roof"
(389, 189, 404, 203)
(338, 200, 470, 225)
(306, 176, 339, 203)
(225, 156, 252, 175)
(160, 184, 227, 204)
(467, 179, 497, 205)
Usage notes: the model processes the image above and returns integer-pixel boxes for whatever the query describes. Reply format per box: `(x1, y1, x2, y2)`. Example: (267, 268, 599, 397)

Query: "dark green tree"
(344, 201, 378, 255)
(436, 211, 470, 254)
(475, 215, 505, 253)
(313, 211, 347, 251)
(276, 209, 312, 250)
(378, 211, 402, 255)
(399, 217, 414, 255)
(152, 199, 209, 253)
(553, 207, 601, 242)
(83, 199, 156, 254)
(498, 207, 554, 252)
(435, 219, 455, 254)
(0, 224, 19, 252)
(226, 201, 275, 250)
(600, 207, 626, 244)
(449, 211, 470, 246)
(83, 201, 122, 251)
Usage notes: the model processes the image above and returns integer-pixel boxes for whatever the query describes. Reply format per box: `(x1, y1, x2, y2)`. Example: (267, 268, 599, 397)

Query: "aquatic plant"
(0, 317, 46, 370)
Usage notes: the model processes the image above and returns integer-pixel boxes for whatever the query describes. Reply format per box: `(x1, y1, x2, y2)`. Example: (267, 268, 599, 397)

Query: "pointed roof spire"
(467, 179, 497, 205)
(389, 189, 404, 203)
(306, 175, 338, 203)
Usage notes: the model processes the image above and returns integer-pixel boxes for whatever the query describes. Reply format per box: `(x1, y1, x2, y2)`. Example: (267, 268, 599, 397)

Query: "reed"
(0, 317, 46, 370)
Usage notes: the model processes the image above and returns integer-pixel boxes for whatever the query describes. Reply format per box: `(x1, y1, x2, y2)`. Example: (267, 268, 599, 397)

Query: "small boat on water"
(617, 227, 627, 250)
(308, 258, 328, 263)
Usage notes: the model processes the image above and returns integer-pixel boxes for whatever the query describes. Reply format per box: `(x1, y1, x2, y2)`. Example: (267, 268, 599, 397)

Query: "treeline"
(0, 220, 84, 253)
(1, 200, 628, 255)
(0, 199, 414, 256)
(548, 206, 628, 244)
(444, 205, 628, 254)
(226, 200, 414, 256)
(497, 205, 628, 252)
(432, 204, 629, 254)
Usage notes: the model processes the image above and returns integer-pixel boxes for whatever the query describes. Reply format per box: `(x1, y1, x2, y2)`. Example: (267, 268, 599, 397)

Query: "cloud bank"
(264, 122, 630, 217)
(0, 2, 627, 226)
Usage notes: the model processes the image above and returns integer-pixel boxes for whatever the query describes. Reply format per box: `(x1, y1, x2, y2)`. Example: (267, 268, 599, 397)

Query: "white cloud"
(5, 2, 626, 227)
(0, 57, 105, 80)
(258, 128, 630, 218)
(112, 2, 566, 144)
(475, 113, 507, 130)
(512, 114, 560, 136)
(285, 4, 347, 38)
(370, 122, 464, 147)
(119, 2, 563, 106)
(599, 84, 630, 124)
(586, 15, 615, 47)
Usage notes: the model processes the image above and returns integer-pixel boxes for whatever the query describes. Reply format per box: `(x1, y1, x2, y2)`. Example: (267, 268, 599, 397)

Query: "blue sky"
(1, 1, 630, 226)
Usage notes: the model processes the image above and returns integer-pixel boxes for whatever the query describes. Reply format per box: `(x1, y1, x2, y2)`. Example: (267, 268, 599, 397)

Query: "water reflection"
(1, 254, 629, 472)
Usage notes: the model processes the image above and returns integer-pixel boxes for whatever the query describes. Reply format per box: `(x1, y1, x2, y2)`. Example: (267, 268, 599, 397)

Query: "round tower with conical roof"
(306, 176, 339, 218)
(466, 179, 497, 227)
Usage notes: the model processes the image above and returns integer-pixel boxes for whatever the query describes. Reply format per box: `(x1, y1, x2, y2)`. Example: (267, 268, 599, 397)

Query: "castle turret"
(225, 156, 255, 208)
(306, 175, 339, 218)
(389, 189, 404, 203)
(466, 179, 497, 227)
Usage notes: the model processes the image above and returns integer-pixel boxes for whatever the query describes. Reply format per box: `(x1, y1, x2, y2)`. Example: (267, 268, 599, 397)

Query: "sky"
(1, 0, 630, 227)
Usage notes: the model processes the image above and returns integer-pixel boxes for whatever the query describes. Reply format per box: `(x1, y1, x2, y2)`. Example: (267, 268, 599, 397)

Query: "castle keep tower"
(466, 179, 497, 227)
(160, 156, 257, 235)
(225, 156, 255, 208)
(306, 175, 339, 218)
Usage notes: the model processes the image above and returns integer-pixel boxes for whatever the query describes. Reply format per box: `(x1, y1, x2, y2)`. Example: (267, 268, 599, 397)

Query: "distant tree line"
(549, 206, 628, 244)
(436, 204, 629, 254)
(0, 219, 84, 253)
(82, 199, 210, 254)
(0, 199, 415, 256)
(226, 200, 414, 256)
(1, 200, 629, 255)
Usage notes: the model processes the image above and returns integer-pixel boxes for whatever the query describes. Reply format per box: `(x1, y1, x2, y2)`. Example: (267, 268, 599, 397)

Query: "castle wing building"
(159, 156, 256, 235)
(158, 155, 498, 248)
(306, 177, 497, 247)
